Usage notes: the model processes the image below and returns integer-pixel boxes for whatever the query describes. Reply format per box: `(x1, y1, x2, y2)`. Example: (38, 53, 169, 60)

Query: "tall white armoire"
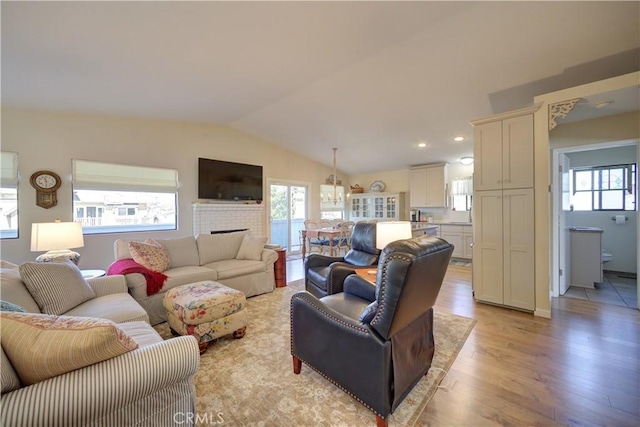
(470, 105, 539, 311)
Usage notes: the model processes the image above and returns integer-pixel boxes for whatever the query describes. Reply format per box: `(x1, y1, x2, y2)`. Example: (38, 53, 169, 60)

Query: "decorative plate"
(370, 180, 386, 192)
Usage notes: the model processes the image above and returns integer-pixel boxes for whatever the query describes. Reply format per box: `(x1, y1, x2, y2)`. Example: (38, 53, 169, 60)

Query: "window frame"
(0, 151, 19, 239)
(72, 159, 179, 235)
(571, 163, 636, 212)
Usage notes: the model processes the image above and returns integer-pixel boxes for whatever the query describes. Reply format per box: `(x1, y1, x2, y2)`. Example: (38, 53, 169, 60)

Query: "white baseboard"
(534, 308, 551, 319)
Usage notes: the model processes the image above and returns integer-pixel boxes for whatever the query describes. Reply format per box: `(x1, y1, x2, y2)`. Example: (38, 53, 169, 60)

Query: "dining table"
(301, 227, 343, 259)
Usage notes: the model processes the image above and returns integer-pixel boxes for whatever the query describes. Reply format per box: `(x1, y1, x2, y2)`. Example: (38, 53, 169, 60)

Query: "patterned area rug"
(155, 280, 475, 426)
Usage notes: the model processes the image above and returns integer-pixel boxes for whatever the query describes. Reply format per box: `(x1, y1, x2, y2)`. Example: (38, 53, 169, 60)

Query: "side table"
(81, 269, 106, 279)
(355, 268, 377, 285)
(274, 248, 287, 288)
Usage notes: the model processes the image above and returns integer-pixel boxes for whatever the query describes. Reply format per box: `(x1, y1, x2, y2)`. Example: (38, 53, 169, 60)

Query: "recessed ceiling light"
(417, 142, 427, 148)
(454, 136, 464, 142)
(460, 157, 474, 165)
(595, 101, 613, 109)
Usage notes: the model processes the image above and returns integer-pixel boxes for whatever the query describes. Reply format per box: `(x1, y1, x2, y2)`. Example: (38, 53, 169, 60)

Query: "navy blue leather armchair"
(304, 222, 380, 298)
(291, 235, 454, 426)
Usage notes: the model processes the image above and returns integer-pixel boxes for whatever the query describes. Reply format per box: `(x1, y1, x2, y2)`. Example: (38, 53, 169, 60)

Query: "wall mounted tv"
(198, 158, 263, 202)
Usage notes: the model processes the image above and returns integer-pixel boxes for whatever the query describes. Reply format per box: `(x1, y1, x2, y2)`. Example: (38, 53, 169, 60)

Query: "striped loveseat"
(0, 260, 200, 426)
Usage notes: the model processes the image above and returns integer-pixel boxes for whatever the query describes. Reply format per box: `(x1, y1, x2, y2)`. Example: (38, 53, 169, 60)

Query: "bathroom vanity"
(569, 227, 603, 289)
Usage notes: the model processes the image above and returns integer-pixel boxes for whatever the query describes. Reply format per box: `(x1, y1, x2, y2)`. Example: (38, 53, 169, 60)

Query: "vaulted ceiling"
(2, 1, 639, 174)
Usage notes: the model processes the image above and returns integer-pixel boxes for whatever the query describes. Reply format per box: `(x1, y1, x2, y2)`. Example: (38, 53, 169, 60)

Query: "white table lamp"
(376, 221, 412, 250)
(31, 220, 84, 265)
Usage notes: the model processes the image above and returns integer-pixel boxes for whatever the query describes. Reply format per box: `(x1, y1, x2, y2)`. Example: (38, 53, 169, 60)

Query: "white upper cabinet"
(409, 163, 448, 208)
(473, 111, 534, 191)
(409, 168, 428, 207)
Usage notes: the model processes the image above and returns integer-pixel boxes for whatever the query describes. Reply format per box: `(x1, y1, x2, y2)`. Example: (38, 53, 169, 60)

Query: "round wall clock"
(30, 170, 61, 209)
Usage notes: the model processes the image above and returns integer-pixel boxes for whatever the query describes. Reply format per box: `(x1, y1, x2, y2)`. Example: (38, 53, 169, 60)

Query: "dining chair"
(303, 219, 327, 255)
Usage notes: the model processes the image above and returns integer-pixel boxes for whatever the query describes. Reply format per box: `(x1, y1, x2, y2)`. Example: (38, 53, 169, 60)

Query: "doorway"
(268, 180, 309, 254)
(552, 140, 638, 309)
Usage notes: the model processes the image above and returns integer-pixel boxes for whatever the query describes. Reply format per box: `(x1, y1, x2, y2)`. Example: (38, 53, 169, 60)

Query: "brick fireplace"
(192, 202, 265, 236)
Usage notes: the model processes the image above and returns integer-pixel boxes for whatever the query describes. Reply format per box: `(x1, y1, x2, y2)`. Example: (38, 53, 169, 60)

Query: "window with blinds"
(72, 159, 178, 234)
(571, 163, 636, 211)
(1, 151, 19, 239)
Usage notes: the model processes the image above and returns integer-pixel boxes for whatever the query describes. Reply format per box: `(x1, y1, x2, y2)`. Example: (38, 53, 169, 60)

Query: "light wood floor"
(286, 258, 640, 426)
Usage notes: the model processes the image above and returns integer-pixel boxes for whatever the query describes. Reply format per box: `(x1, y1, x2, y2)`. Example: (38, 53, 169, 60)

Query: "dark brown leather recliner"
(304, 222, 380, 298)
(291, 235, 454, 427)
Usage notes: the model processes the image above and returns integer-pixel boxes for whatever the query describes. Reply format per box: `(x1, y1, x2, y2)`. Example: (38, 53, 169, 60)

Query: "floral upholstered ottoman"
(162, 280, 247, 354)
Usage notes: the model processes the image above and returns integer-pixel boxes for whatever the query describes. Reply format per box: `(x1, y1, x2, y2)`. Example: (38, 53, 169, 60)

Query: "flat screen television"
(198, 158, 263, 202)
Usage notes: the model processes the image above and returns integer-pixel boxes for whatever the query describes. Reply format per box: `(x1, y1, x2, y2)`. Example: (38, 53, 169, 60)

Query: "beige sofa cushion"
(117, 320, 164, 347)
(236, 235, 268, 261)
(203, 259, 266, 280)
(19, 261, 96, 315)
(0, 263, 41, 313)
(197, 231, 247, 265)
(65, 293, 150, 324)
(154, 236, 200, 268)
(126, 266, 216, 301)
(1, 312, 138, 386)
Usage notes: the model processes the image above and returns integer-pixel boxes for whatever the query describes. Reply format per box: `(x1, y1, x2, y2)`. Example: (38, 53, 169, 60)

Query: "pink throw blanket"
(107, 258, 167, 296)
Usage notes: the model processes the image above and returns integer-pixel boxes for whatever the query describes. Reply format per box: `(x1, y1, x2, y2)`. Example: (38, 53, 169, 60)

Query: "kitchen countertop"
(410, 222, 439, 229)
(411, 221, 472, 229)
(569, 226, 603, 233)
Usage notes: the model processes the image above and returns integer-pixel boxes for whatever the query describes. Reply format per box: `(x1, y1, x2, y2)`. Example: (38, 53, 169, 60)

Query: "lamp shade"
(376, 221, 412, 250)
(31, 221, 84, 251)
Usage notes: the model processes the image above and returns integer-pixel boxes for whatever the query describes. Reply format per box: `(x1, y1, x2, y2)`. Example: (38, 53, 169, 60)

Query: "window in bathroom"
(571, 163, 636, 211)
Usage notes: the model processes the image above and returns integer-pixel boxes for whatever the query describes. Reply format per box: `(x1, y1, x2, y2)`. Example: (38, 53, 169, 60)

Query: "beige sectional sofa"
(114, 230, 278, 325)
(0, 260, 199, 426)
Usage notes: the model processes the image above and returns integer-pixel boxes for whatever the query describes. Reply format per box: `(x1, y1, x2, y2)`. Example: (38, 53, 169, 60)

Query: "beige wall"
(1, 108, 339, 269)
(551, 112, 640, 274)
(534, 71, 640, 317)
(551, 112, 639, 150)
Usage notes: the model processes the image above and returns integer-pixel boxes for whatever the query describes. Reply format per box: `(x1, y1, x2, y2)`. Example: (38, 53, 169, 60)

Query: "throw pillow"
(0, 300, 25, 313)
(236, 235, 267, 261)
(0, 312, 138, 386)
(128, 239, 171, 272)
(19, 260, 96, 315)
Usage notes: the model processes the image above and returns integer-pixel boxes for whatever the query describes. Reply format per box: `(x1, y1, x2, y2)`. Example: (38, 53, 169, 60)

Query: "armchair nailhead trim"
(289, 293, 381, 416)
(370, 254, 411, 328)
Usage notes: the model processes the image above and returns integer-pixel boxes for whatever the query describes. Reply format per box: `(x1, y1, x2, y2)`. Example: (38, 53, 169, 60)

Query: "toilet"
(602, 252, 613, 264)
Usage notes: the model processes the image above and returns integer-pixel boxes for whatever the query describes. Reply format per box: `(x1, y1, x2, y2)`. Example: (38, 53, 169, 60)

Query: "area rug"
(155, 280, 475, 426)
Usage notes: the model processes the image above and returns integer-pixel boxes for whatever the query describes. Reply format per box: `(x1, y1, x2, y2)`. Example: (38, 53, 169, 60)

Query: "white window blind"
(1, 151, 18, 188)
(72, 160, 178, 192)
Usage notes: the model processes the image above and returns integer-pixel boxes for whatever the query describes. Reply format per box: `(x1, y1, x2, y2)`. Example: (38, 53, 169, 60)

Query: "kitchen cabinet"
(473, 112, 534, 191)
(470, 106, 537, 312)
(411, 225, 439, 238)
(409, 163, 448, 208)
(463, 233, 474, 259)
(350, 192, 405, 222)
(439, 224, 473, 259)
(472, 188, 534, 311)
